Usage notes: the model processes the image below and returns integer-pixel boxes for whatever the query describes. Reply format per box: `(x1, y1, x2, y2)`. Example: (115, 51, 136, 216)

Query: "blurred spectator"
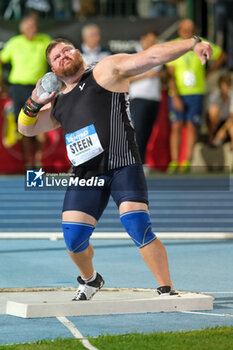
(78, 0, 96, 17)
(166, 18, 226, 173)
(0, 16, 51, 169)
(213, 0, 233, 70)
(0, 63, 3, 92)
(25, 0, 51, 17)
(71, 0, 81, 16)
(80, 24, 111, 65)
(129, 30, 162, 168)
(104, 0, 137, 17)
(149, 0, 177, 18)
(136, 0, 151, 18)
(53, 0, 71, 19)
(213, 0, 231, 47)
(207, 73, 233, 148)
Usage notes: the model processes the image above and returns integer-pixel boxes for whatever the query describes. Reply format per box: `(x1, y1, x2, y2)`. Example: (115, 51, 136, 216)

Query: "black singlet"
(52, 66, 141, 178)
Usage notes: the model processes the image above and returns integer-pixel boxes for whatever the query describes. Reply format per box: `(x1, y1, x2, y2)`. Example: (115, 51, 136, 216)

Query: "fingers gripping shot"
(18, 36, 213, 301)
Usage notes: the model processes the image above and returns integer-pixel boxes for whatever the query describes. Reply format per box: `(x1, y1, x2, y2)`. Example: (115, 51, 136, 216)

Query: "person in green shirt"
(166, 19, 226, 173)
(0, 16, 51, 168)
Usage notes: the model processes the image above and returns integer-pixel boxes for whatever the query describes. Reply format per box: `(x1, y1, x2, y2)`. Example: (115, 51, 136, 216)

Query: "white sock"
(83, 271, 97, 283)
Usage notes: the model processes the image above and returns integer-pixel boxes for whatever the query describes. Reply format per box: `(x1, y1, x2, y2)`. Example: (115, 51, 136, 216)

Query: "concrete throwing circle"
(1, 287, 214, 318)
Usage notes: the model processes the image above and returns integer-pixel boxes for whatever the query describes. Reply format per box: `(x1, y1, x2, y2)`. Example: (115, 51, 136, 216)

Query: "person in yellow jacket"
(0, 16, 51, 168)
(166, 19, 226, 173)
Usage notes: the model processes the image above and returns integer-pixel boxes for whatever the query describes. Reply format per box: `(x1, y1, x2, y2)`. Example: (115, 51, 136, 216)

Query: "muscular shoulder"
(94, 54, 130, 73)
(93, 54, 131, 92)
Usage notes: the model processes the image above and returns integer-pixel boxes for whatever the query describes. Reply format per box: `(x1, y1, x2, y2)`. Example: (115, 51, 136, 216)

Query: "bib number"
(65, 124, 104, 166)
(183, 71, 196, 87)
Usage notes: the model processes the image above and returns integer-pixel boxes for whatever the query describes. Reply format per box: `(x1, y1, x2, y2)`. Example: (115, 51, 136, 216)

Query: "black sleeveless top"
(52, 66, 141, 178)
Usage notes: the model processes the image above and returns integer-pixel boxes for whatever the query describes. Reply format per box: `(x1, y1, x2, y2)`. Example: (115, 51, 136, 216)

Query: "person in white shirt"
(129, 30, 162, 164)
(80, 23, 111, 65)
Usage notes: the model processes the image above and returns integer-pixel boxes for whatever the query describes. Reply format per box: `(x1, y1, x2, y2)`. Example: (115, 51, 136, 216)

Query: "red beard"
(53, 52, 84, 78)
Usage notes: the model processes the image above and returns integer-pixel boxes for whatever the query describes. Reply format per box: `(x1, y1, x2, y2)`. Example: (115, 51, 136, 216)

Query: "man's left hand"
(193, 41, 213, 65)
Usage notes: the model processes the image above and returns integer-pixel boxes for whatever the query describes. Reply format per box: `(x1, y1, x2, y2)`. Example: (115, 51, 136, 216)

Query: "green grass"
(0, 339, 86, 350)
(91, 326, 233, 350)
(1, 326, 233, 350)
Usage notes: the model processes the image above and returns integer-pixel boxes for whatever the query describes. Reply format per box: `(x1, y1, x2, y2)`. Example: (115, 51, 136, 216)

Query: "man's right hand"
(173, 95, 184, 112)
(31, 79, 57, 105)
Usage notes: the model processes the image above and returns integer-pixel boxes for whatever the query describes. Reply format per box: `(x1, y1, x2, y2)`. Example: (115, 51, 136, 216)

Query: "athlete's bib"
(183, 70, 196, 87)
(65, 124, 104, 166)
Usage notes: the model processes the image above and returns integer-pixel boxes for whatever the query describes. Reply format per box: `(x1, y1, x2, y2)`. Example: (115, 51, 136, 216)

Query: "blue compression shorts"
(63, 163, 148, 220)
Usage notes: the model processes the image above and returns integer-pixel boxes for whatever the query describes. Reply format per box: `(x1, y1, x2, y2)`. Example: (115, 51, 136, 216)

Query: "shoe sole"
(158, 292, 179, 296)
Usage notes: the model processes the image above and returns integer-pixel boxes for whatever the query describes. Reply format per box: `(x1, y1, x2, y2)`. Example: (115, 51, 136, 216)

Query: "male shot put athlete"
(18, 37, 212, 300)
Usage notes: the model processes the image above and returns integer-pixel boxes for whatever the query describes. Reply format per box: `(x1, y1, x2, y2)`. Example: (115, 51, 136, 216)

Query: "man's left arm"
(94, 38, 213, 89)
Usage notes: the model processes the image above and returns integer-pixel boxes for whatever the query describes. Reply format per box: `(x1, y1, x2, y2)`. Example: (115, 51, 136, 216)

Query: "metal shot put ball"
(37, 72, 62, 97)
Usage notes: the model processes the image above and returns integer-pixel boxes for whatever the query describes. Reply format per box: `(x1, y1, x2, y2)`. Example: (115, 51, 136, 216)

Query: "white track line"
(179, 311, 233, 318)
(57, 316, 99, 350)
(1, 232, 233, 240)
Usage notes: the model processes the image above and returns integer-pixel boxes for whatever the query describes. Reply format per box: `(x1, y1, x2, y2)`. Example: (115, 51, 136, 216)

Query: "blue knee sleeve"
(62, 222, 94, 253)
(120, 210, 156, 248)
